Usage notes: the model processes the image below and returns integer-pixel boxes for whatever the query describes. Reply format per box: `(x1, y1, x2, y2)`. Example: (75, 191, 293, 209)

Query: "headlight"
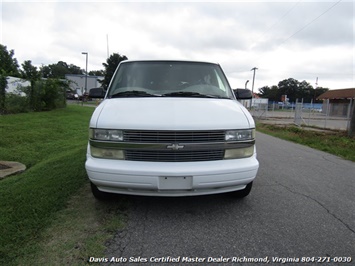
(90, 129, 123, 141)
(225, 129, 255, 141)
(90, 146, 125, 159)
(224, 146, 254, 159)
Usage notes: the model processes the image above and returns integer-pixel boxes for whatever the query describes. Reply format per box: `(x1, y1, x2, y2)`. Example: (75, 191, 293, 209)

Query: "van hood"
(90, 98, 254, 130)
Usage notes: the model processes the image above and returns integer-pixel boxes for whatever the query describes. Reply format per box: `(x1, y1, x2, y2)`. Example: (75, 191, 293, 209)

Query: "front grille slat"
(122, 130, 226, 162)
(123, 130, 225, 143)
(125, 150, 224, 162)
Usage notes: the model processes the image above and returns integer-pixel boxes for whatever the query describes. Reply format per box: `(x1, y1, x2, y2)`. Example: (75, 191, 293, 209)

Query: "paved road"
(104, 132, 355, 265)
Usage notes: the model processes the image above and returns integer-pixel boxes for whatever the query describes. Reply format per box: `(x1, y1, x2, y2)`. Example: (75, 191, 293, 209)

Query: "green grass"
(0, 105, 128, 265)
(19, 183, 128, 266)
(257, 123, 355, 162)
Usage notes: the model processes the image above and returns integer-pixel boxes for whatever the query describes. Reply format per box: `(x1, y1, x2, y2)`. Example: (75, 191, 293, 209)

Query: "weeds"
(257, 123, 355, 162)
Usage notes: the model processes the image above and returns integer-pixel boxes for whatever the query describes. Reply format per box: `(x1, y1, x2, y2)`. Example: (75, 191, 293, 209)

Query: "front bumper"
(85, 152, 259, 197)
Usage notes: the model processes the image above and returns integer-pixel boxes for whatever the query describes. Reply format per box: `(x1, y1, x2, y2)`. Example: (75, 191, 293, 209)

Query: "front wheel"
(230, 182, 253, 198)
(90, 182, 112, 200)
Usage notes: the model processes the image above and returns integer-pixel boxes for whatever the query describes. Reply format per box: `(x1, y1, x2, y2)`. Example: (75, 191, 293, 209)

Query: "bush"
(41, 79, 67, 110)
(4, 78, 67, 114)
(0, 74, 7, 114)
(4, 94, 30, 114)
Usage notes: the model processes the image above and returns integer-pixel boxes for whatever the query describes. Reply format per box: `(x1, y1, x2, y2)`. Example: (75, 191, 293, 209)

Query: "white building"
(5, 76, 30, 96)
(65, 74, 103, 96)
(239, 97, 268, 108)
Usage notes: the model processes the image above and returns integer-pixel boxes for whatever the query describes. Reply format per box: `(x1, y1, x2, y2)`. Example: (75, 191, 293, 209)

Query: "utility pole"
(81, 52, 88, 104)
(82, 52, 88, 94)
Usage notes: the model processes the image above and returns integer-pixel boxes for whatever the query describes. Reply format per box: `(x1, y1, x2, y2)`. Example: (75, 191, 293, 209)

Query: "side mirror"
(233, 88, 252, 100)
(89, 88, 106, 99)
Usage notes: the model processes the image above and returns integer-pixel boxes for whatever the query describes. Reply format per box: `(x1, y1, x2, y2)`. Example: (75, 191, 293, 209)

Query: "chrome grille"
(123, 130, 225, 143)
(125, 150, 224, 162)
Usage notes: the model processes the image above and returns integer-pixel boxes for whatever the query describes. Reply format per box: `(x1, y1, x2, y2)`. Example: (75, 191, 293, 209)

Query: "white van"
(85, 60, 259, 199)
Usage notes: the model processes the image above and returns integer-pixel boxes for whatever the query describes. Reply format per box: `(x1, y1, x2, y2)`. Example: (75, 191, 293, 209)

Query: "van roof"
(120, 60, 219, 65)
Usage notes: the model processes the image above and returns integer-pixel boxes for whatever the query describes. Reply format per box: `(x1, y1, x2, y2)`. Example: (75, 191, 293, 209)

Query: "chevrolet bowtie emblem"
(166, 144, 185, 150)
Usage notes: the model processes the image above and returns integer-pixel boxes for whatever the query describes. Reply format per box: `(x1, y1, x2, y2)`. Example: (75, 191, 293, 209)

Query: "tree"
(68, 64, 82, 75)
(259, 78, 329, 104)
(259, 85, 279, 102)
(0, 44, 20, 113)
(278, 78, 300, 102)
(101, 53, 128, 89)
(0, 44, 19, 77)
(21, 60, 40, 85)
(298, 80, 314, 102)
(313, 87, 329, 102)
(21, 60, 41, 110)
(89, 70, 105, 76)
(0, 73, 6, 113)
(258, 86, 269, 96)
(20, 61, 67, 112)
(38, 78, 67, 111)
(40, 61, 83, 79)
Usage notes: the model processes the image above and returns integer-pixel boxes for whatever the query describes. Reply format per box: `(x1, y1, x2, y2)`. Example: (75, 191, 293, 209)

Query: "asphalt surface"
(103, 132, 355, 266)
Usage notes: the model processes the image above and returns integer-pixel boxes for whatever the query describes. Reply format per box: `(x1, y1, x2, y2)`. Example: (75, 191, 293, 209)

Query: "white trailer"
(5, 76, 30, 96)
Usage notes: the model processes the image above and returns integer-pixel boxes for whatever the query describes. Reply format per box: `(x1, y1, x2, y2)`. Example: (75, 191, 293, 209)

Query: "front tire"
(231, 182, 253, 198)
(90, 182, 112, 200)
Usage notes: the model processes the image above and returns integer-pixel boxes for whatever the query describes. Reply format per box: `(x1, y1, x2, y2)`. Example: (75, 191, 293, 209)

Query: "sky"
(1, 0, 354, 92)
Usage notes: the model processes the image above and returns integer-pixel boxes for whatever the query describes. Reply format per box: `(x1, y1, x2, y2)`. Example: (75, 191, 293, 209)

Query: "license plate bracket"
(159, 176, 193, 190)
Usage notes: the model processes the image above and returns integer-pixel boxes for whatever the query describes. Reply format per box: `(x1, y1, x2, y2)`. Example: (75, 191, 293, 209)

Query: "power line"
(279, 0, 343, 46)
(250, 0, 302, 49)
(255, 0, 344, 66)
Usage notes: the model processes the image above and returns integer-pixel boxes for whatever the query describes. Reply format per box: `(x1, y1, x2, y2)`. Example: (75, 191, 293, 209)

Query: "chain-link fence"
(253, 101, 353, 132)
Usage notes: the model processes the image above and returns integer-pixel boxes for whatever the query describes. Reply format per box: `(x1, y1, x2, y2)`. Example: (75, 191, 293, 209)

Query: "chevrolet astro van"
(85, 60, 259, 199)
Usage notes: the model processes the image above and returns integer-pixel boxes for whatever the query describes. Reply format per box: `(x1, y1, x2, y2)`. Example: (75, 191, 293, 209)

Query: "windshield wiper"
(110, 91, 161, 98)
(162, 91, 228, 99)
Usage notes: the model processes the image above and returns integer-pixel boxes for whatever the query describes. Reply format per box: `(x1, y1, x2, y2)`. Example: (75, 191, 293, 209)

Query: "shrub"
(4, 78, 67, 114)
(4, 94, 30, 114)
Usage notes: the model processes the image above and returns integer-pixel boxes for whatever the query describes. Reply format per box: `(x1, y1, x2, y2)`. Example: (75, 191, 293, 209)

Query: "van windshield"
(107, 61, 233, 99)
